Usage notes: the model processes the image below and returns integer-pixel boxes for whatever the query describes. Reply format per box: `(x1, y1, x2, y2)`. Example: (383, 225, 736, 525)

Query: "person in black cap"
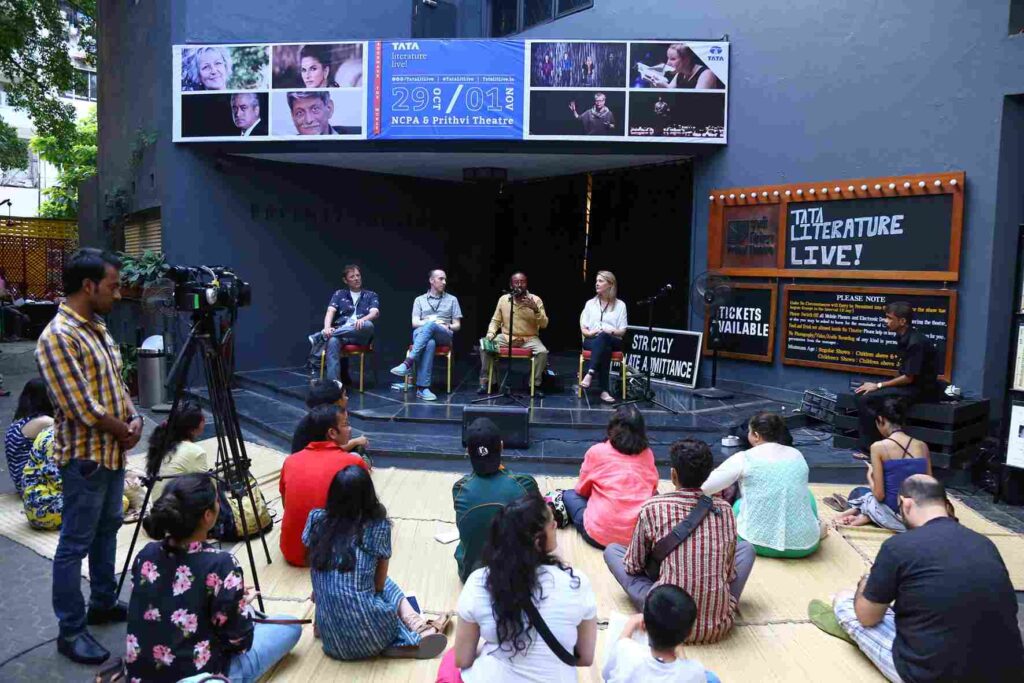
(451, 418, 539, 582)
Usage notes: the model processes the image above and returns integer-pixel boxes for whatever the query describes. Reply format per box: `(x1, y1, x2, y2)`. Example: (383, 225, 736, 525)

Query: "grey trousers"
(603, 539, 756, 611)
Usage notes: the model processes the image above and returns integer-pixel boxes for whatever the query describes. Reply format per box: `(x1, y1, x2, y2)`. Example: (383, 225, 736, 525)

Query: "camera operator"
(36, 248, 144, 665)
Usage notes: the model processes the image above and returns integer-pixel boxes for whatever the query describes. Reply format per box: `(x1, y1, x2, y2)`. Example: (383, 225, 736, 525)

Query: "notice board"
(781, 285, 955, 380)
(703, 282, 776, 363)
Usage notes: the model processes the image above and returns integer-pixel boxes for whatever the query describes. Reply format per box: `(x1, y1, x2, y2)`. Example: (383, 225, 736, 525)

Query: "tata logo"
(392, 42, 421, 50)
(709, 46, 723, 54)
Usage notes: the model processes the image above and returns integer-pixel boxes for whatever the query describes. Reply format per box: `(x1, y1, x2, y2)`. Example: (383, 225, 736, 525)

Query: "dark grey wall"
(523, 2, 1024, 409)
(96, 0, 1024, 409)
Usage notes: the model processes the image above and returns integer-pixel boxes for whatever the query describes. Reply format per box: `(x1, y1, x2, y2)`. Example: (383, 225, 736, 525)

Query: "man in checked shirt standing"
(36, 248, 144, 664)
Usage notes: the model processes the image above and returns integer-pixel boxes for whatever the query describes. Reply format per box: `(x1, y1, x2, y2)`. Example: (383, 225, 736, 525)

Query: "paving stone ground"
(0, 353, 1021, 681)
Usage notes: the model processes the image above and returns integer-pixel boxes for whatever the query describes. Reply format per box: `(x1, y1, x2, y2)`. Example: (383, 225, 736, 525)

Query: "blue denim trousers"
(177, 619, 303, 683)
(325, 321, 374, 381)
(409, 322, 452, 388)
(52, 459, 125, 638)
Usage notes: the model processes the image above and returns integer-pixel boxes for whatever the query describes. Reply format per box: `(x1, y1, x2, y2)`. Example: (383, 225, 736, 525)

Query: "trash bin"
(137, 348, 167, 408)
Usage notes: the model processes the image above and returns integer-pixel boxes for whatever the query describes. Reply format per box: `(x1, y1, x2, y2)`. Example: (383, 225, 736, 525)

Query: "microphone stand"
(472, 290, 528, 407)
(620, 285, 679, 414)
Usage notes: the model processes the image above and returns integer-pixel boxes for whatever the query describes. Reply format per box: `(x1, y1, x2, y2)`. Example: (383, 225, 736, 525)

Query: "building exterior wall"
(96, 1, 1024, 409)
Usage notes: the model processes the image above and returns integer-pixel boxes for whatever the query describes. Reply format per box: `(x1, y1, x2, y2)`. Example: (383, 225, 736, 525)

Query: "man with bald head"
(389, 269, 462, 402)
(832, 474, 1023, 682)
(478, 272, 549, 397)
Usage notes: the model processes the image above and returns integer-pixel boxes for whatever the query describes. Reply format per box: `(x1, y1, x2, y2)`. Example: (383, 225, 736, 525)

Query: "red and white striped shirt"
(623, 489, 738, 643)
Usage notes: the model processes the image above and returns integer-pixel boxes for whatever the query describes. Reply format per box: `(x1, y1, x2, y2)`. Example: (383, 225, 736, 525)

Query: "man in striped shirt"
(603, 439, 755, 643)
(36, 248, 143, 665)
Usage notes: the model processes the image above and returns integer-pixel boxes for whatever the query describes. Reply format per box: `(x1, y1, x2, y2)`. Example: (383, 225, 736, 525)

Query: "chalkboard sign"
(785, 194, 953, 273)
(624, 326, 703, 389)
(782, 286, 956, 380)
(703, 282, 776, 363)
(706, 172, 964, 281)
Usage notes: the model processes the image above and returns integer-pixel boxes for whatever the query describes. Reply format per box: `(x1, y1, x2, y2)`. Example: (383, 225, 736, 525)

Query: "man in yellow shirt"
(478, 272, 550, 396)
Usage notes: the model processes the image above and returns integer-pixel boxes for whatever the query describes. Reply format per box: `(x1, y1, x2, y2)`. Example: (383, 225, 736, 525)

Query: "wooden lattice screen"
(0, 217, 79, 299)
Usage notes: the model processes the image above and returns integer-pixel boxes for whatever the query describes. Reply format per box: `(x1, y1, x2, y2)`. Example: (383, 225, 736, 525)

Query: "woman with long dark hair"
(4, 378, 54, 495)
(145, 402, 207, 501)
(437, 492, 597, 682)
(562, 405, 659, 548)
(303, 465, 449, 660)
(826, 397, 931, 531)
(127, 474, 301, 682)
(702, 411, 825, 558)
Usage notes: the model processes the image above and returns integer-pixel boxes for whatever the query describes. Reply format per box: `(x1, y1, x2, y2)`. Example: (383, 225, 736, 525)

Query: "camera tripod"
(116, 311, 270, 612)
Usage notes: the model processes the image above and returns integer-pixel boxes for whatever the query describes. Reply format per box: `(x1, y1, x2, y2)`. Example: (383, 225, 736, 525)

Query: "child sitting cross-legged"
(602, 585, 721, 683)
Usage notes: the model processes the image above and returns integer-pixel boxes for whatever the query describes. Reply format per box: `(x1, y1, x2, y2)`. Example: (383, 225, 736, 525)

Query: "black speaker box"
(462, 405, 530, 449)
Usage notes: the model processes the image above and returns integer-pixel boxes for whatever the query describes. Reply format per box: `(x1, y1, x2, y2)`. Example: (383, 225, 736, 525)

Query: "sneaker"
(390, 361, 412, 378)
(416, 388, 437, 401)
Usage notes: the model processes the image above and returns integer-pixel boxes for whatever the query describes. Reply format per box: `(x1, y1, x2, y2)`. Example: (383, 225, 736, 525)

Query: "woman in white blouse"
(579, 271, 628, 404)
(701, 412, 826, 558)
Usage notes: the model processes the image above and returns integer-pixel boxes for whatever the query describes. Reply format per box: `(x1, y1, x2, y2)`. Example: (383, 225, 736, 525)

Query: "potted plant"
(118, 250, 168, 298)
(120, 343, 139, 397)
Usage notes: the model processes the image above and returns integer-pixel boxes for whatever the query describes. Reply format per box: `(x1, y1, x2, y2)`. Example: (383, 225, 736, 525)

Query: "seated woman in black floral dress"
(126, 474, 302, 682)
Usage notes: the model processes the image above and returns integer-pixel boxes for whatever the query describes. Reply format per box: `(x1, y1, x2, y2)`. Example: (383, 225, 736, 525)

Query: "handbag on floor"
(644, 495, 715, 581)
(544, 489, 571, 529)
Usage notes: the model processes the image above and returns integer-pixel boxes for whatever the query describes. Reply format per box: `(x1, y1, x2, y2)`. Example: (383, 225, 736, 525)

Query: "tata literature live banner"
(624, 326, 703, 389)
(172, 39, 728, 143)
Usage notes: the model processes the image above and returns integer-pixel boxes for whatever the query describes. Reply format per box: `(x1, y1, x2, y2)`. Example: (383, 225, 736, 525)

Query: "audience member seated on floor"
(145, 401, 208, 501)
(21, 426, 62, 529)
(128, 474, 302, 683)
(281, 404, 370, 566)
(4, 377, 54, 496)
(826, 397, 930, 532)
(833, 475, 1024, 683)
(562, 404, 659, 549)
(453, 417, 539, 582)
(290, 379, 353, 454)
(604, 439, 753, 643)
(303, 465, 450, 660)
(702, 412, 825, 558)
(437, 492, 597, 683)
(602, 585, 721, 683)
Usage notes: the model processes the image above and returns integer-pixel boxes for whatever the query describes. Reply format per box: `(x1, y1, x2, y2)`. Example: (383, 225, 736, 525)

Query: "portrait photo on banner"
(271, 43, 364, 89)
(529, 89, 625, 137)
(180, 45, 270, 92)
(271, 89, 362, 137)
(180, 92, 269, 138)
(629, 42, 726, 91)
(627, 91, 725, 139)
(529, 41, 627, 88)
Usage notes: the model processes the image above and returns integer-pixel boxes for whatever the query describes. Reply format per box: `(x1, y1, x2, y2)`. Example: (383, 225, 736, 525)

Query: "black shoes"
(57, 631, 110, 664)
(533, 389, 545, 399)
(476, 385, 489, 395)
(86, 601, 129, 625)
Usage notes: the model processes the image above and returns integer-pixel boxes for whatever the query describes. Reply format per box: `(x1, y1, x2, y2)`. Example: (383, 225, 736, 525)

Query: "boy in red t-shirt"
(279, 404, 369, 565)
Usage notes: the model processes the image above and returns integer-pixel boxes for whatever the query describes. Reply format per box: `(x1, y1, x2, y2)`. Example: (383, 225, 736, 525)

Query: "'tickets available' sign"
(704, 283, 776, 363)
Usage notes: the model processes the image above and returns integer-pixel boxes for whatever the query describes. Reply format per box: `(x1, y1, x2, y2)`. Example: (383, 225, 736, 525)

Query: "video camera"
(166, 265, 252, 313)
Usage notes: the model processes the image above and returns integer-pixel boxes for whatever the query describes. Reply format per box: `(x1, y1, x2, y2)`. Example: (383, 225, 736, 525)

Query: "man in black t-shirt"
(833, 475, 1023, 682)
(853, 301, 943, 453)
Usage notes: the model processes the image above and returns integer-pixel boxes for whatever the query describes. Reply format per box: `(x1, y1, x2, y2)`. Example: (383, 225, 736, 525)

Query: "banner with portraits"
(173, 39, 728, 144)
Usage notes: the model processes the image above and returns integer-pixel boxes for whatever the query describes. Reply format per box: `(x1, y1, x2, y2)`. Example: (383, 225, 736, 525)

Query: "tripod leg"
(115, 482, 154, 597)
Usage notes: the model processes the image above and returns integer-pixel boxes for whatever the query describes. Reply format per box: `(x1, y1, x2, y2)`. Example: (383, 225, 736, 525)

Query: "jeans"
(52, 459, 125, 638)
(410, 322, 452, 389)
(325, 321, 374, 382)
(177, 619, 303, 683)
(603, 540, 756, 612)
(561, 489, 604, 549)
(582, 332, 623, 392)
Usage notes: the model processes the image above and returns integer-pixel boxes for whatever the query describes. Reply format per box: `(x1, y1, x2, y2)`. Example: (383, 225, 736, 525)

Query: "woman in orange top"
(562, 405, 660, 548)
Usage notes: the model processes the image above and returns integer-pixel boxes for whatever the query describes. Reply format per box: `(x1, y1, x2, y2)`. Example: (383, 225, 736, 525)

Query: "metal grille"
(0, 217, 78, 298)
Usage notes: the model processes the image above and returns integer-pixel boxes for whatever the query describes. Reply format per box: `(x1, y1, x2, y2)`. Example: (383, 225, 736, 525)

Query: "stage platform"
(211, 354, 868, 481)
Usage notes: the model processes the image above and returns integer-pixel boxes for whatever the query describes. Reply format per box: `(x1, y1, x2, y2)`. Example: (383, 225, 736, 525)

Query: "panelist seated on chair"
(579, 270, 628, 404)
(321, 264, 380, 386)
(478, 271, 549, 397)
(390, 269, 462, 402)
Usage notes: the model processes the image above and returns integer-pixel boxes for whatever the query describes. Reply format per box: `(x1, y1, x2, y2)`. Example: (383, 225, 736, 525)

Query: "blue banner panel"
(369, 40, 524, 140)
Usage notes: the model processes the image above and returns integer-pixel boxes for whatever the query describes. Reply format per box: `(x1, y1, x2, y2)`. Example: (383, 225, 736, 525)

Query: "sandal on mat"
(822, 496, 846, 513)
